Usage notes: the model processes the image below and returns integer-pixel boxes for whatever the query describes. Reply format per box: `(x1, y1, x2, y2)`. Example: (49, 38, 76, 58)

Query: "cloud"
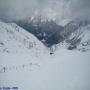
(0, 0, 69, 21)
(0, 0, 90, 21)
(0, 0, 39, 20)
(69, 0, 90, 19)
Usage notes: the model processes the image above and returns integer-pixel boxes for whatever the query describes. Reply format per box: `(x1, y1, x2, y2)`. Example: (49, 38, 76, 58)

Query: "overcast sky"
(0, 0, 90, 21)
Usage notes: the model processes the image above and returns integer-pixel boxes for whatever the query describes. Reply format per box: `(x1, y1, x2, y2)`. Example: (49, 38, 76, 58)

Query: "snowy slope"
(0, 49, 89, 90)
(77, 25, 90, 51)
(0, 21, 46, 54)
(66, 24, 90, 52)
(0, 20, 48, 73)
(59, 19, 90, 52)
(58, 19, 72, 26)
(0, 20, 90, 90)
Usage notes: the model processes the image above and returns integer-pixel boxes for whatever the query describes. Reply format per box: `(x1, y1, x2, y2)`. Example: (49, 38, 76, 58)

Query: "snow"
(0, 21, 46, 55)
(67, 23, 90, 51)
(0, 21, 90, 90)
(59, 19, 71, 26)
(0, 49, 89, 90)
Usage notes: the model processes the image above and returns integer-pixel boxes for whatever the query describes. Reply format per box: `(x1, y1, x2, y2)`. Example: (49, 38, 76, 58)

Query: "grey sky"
(0, 0, 90, 21)
(69, 0, 90, 19)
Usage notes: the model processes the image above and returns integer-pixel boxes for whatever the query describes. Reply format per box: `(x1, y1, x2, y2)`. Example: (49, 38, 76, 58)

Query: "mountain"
(0, 20, 48, 73)
(59, 19, 90, 52)
(1, 14, 90, 51)
(58, 19, 72, 26)
(15, 16, 64, 47)
(13, 18, 90, 53)
(0, 20, 89, 90)
(0, 21, 46, 55)
(63, 19, 90, 37)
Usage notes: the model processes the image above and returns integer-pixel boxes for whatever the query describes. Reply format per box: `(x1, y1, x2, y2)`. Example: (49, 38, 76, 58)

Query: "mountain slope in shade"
(15, 17, 64, 47)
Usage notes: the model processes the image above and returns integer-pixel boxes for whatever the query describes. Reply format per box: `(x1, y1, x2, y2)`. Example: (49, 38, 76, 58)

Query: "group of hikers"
(0, 63, 33, 73)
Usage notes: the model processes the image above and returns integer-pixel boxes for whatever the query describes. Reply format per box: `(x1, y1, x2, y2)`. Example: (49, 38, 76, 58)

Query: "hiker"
(50, 46, 54, 55)
(3, 67, 7, 72)
(22, 64, 25, 68)
(50, 45, 57, 55)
